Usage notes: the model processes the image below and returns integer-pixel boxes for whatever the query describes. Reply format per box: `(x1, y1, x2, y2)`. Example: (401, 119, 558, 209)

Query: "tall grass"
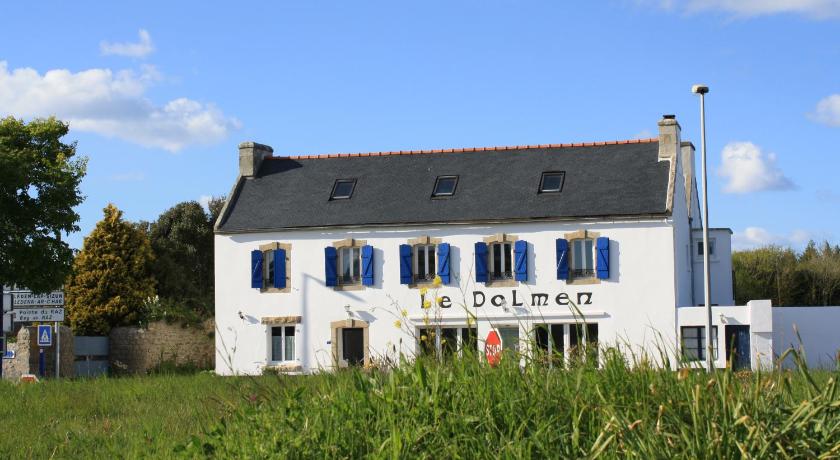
(182, 349, 840, 459)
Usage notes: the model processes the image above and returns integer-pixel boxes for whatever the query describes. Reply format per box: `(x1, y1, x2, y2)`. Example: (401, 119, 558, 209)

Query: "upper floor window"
(413, 244, 436, 283)
(330, 179, 356, 200)
(338, 246, 361, 285)
(571, 238, 594, 279)
(251, 243, 289, 292)
(539, 171, 565, 193)
(432, 175, 458, 198)
(490, 242, 513, 280)
(263, 249, 275, 287)
(697, 239, 716, 257)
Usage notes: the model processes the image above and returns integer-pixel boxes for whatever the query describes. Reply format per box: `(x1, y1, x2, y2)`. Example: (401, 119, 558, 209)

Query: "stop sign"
(485, 330, 502, 367)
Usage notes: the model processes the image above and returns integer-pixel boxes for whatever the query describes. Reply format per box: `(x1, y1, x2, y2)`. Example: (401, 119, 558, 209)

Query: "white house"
(213, 115, 837, 375)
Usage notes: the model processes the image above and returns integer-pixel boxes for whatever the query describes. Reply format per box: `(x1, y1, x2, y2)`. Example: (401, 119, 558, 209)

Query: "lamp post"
(692, 84, 714, 373)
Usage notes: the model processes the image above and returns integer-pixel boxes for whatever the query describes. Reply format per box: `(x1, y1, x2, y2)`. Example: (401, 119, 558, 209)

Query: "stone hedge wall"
(109, 320, 214, 375)
(2, 326, 74, 380)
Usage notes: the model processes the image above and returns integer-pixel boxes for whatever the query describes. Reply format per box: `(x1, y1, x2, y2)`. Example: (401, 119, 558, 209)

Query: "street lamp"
(692, 84, 714, 373)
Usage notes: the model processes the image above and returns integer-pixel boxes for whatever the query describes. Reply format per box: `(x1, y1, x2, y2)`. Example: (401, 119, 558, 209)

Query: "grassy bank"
(1, 354, 838, 458)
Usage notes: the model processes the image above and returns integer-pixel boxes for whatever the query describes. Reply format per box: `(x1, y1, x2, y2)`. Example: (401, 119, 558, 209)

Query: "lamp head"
(691, 84, 709, 95)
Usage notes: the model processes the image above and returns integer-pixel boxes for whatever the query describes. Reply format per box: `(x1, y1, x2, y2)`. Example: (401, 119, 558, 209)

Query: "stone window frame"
(260, 316, 303, 373)
(407, 236, 442, 288)
(258, 242, 291, 293)
(331, 238, 368, 292)
(483, 233, 519, 288)
(331, 318, 370, 368)
(563, 230, 601, 286)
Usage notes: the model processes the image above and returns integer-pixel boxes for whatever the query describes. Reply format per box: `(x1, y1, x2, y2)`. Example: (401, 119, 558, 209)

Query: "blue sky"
(1, 1, 838, 250)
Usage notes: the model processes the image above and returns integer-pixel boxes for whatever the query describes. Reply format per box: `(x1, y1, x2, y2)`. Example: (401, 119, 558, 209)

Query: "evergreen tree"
(65, 204, 155, 335)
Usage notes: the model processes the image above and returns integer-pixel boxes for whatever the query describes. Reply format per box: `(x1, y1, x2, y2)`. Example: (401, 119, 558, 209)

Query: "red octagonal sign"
(485, 330, 502, 367)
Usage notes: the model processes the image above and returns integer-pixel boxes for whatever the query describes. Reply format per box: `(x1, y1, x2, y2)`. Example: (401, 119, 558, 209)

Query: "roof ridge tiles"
(269, 137, 658, 160)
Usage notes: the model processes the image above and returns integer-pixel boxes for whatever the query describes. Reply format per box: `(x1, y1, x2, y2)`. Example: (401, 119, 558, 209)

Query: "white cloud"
(640, 0, 840, 18)
(198, 195, 213, 210)
(732, 227, 812, 250)
(632, 129, 653, 139)
(0, 61, 240, 152)
(810, 94, 840, 127)
(717, 141, 796, 193)
(100, 29, 155, 58)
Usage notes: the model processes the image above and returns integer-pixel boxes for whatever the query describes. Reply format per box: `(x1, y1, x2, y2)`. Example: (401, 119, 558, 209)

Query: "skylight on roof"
(539, 172, 565, 193)
(330, 179, 356, 200)
(432, 176, 458, 198)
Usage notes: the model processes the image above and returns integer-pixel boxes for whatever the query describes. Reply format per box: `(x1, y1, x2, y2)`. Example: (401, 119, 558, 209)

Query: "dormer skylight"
(539, 172, 565, 193)
(330, 179, 356, 200)
(432, 175, 458, 198)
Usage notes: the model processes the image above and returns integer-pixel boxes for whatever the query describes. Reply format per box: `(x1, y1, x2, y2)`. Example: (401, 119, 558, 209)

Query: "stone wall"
(109, 320, 214, 375)
(2, 326, 74, 380)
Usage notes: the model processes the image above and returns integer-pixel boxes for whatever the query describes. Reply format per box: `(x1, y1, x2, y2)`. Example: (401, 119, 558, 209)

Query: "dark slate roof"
(217, 139, 670, 232)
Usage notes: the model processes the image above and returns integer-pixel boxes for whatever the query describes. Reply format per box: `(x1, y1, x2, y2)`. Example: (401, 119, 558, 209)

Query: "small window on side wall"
(432, 176, 458, 198)
(330, 179, 356, 200)
(539, 172, 565, 193)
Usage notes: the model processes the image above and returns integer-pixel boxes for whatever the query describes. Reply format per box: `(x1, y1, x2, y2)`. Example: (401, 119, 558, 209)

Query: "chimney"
(681, 141, 696, 217)
(238, 142, 273, 177)
(657, 114, 681, 162)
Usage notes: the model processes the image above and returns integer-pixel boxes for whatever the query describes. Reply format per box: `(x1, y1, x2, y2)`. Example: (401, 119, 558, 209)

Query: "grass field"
(1, 351, 838, 459)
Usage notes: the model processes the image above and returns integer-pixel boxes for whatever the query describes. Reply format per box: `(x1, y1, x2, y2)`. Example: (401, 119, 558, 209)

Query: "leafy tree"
(207, 196, 226, 226)
(146, 201, 215, 316)
(65, 204, 155, 335)
(732, 246, 803, 306)
(0, 116, 86, 292)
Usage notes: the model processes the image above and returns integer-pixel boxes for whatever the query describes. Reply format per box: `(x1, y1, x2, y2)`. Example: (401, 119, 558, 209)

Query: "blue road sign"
(2, 350, 14, 359)
(37, 325, 53, 347)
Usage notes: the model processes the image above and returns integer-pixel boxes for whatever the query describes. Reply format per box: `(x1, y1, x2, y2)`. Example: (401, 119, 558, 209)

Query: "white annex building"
(214, 115, 840, 375)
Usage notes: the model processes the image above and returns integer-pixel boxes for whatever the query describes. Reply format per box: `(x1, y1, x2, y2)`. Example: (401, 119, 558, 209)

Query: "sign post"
(37, 325, 52, 378)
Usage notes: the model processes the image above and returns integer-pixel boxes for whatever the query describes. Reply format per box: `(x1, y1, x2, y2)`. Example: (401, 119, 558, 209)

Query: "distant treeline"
(734, 241, 840, 307)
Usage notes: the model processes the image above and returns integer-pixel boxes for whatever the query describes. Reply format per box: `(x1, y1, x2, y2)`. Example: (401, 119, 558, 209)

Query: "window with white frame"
(697, 239, 716, 257)
(489, 242, 513, 280)
(681, 326, 718, 361)
(418, 326, 477, 358)
(338, 246, 361, 285)
(498, 326, 520, 353)
(571, 238, 595, 279)
(413, 244, 436, 283)
(534, 324, 564, 366)
(270, 326, 296, 362)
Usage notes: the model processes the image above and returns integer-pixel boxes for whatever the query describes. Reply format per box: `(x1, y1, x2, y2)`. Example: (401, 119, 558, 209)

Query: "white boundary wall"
(773, 307, 840, 369)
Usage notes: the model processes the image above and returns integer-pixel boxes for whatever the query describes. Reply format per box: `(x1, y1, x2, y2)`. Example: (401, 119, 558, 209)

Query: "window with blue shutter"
(437, 243, 450, 284)
(556, 239, 569, 280)
(251, 250, 263, 289)
(514, 240, 528, 282)
(273, 248, 286, 289)
(324, 246, 338, 287)
(399, 244, 412, 285)
(475, 242, 488, 283)
(361, 245, 374, 286)
(596, 237, 610, 280)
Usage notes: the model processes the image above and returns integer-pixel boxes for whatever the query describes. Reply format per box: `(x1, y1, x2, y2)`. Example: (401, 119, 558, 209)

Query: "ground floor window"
(569, 323, 599, 365)
(534, 323, 564, 366)
(498, 326, 520, 354)
(681, 326, 718, 362)
(270, 326, 296, 362)
(418, 326, 477, 358)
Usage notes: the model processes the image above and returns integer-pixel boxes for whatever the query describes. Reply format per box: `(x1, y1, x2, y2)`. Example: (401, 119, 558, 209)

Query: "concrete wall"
(216, 219, 682, 375)
(109, 320, 215, 375)
(2, 325, 74, 380)
(773, 307, 840, 369)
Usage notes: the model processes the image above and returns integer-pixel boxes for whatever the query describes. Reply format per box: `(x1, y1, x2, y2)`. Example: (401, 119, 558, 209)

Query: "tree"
(65, 204, 155, 335)
(146, 201, 215, 316)
(0, 116, 86, 292)
(732, 246, 804, 306)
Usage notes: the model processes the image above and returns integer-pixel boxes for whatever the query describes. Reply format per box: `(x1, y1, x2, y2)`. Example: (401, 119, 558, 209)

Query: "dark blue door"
(725, 325, 751, 371)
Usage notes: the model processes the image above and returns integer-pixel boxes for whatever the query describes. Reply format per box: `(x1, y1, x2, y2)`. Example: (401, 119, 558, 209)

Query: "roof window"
(330, 179, 356, 200)
(432, 176, 458, 198)
(539, 172, 565, 193)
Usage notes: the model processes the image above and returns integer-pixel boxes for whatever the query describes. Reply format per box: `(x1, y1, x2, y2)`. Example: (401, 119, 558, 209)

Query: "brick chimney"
(238, 142, 273, 177)
(657, 114, 681, 162)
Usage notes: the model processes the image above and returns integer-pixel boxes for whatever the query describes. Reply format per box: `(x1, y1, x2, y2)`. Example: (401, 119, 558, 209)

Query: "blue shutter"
(556, 239, 569, 280)
(324, 247, 338, 287)
(361, 245, 374, 286)
(399, 244, 412, 284)
(437, 243, 450, 284)
(514, 240, 528, 282)
(273, 248, 286, 289)
(596, 237, 610, 280)
(251, 250, 263, 289)
(474, 242, 488, 283)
